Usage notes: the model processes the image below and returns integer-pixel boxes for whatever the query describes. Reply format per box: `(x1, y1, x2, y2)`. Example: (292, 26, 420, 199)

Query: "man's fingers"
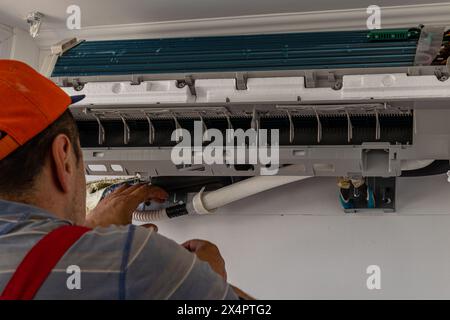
(148, 185, 169, 201)
(100, 183, 129, 201)
(115, 184, 169, 211)
(130, 185, 168, 203)
(113, 184, 130, 193)
(109, 182, 168, 199)
(104, 183, 169, 211)
(181, 241, 194, 252)
(119, 182, 146, 195)
(182, 239, 203, 252)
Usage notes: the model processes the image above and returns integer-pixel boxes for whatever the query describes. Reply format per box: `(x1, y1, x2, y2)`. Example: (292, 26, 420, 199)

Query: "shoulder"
(57, 224, 140, 273)
(62, 224, 198, 296)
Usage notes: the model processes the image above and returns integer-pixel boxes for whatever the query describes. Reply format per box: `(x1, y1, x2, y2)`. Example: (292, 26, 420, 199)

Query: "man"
(0, 60, 248, 299)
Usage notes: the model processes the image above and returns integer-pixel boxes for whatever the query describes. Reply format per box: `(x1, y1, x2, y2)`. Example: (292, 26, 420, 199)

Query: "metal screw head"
(333, 80, 343, 90)
(176, 81, 186, 89)
(74, 83, 85, 91)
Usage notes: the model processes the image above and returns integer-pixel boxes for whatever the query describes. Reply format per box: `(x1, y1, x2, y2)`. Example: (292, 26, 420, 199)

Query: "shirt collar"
(0, 198, 60, 220)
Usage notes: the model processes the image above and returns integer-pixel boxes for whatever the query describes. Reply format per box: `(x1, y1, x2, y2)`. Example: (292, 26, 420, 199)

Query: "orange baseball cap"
(0, 60, 84, 160)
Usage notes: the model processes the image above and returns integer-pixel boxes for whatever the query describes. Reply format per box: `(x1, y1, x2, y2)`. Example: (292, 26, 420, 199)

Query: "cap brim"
(70, 95, 86, 104)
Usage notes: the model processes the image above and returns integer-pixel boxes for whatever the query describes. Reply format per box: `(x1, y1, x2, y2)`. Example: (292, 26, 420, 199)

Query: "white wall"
(155, 174, 450, 299)
(0, 0, 441, 30)
(0, 24, 13, 58)
(0, 23, 40, 68)
(0, 25, 41, 72)
(9, 27, 39, 68)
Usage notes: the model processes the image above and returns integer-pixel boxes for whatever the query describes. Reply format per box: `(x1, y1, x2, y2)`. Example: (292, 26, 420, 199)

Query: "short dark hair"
(0, 110, 81, 195)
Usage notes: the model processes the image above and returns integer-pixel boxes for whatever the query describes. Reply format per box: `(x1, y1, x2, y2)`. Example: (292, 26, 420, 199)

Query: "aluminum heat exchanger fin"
(52, 28, 420, 77)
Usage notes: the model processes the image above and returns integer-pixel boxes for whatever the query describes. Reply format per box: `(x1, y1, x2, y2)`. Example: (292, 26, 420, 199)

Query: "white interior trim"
(8, 28, 39, 68)
(62, 74, 450, 106)
(0, 24, 13, 40)
(35, 2, 450, 48)
(0, 24, 13, 59)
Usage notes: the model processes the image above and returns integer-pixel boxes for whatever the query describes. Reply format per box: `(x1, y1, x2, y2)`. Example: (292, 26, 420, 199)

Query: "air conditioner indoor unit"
(43, 25, 450, 214)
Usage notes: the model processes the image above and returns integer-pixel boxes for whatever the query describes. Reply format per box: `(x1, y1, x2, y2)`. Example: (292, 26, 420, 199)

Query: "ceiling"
(0, 0, 443, 30)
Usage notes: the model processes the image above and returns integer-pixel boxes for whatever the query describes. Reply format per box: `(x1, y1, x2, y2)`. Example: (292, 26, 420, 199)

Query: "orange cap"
(0, 60, 84, 160)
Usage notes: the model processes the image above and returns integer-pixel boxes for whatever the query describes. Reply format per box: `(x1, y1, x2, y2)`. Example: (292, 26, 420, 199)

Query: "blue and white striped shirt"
(0, 199, 238, 300)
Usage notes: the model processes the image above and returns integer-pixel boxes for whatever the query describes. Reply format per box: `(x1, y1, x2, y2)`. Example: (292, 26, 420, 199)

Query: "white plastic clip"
(192, 187, 215, 215)
(251, 108, 260, 131)
(346, 110, 353, 143)
(120, 114, 130, 145)
(313, 107, 322, 143)
(375, 109, 381, 140)
(92, 114, 105, 145)
(198, 112, 208, 140)
(144, 113, 155, 145)
(286, 110, 295, 144)
(172, 114, 183, 143)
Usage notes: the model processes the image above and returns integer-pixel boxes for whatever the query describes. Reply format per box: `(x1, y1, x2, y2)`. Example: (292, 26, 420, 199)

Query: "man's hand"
(182, 239, 254, 299)
(85, 183, 168, 228)
(182, 239, 227, 280)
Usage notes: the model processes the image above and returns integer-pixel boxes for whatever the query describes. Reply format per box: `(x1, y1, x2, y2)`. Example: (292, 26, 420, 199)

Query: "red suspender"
(0, 225, 91, 300)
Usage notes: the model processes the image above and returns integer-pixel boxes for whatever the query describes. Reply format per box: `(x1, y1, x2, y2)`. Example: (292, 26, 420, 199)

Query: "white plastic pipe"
(191, 175, 311, 214)
(401, 160, 434, 171)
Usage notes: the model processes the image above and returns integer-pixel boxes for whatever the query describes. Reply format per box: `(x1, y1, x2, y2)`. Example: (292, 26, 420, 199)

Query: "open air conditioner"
(43, 25, 450, 214)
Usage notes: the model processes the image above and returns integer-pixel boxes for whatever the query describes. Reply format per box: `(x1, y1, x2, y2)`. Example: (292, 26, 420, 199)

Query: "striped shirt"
(0, 199, 238, 300)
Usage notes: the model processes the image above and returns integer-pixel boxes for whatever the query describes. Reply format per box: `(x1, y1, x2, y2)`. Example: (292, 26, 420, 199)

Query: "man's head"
(0, 60, 87, 224)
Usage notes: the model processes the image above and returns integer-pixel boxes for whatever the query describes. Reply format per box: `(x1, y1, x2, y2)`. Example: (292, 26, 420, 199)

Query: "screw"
(176, 81, 186, 89)
(74, 83, 84, 91)
(333, 80, 343, 90)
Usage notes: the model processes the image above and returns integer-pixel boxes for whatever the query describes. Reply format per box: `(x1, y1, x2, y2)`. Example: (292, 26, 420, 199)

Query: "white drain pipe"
(133, 174, 311, 222)
(190, 175, 311, 215)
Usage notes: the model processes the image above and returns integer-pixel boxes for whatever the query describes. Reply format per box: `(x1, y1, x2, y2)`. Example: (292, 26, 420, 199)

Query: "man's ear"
(51, 134, 75, 193)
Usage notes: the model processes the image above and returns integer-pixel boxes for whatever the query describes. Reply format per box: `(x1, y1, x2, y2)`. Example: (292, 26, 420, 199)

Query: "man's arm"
(124, 227, 240, 300)
(84, 183, 251, 299)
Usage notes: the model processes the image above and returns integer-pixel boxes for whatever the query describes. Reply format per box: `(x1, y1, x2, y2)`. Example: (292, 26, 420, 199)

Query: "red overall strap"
(0, 225, 91, 300)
